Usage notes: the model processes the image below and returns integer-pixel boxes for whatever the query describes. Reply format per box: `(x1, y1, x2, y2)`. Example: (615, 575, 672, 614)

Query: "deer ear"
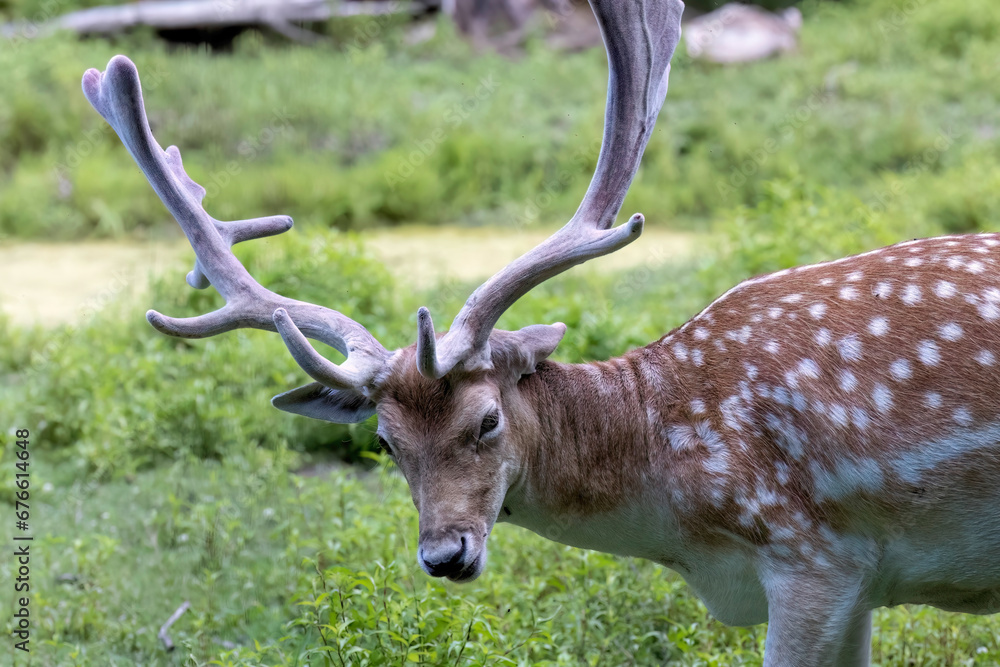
(271, 382, 376, 423)
(492, 323, 567, 377)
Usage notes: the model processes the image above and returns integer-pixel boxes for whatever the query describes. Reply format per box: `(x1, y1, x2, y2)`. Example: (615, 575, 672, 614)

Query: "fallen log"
(2, 0, 423, 41)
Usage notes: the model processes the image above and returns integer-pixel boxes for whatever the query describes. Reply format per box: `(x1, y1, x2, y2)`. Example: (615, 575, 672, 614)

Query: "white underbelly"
(879, 531, 1000, 613)
(667, 549, 769, 626)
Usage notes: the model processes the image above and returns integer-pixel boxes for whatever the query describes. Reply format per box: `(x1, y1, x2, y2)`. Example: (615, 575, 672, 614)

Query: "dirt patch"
(0, 241, 189, 328)
(0, 228, 698, 328)
(366, 226, 698, 289)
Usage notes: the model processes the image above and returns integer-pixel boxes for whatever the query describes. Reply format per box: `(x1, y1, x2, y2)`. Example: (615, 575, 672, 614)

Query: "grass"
(3, 216, 1000, 663)
(3, 0, 1000, 662)
(4, 451, 999, 666)
(1, 0, 999, 240)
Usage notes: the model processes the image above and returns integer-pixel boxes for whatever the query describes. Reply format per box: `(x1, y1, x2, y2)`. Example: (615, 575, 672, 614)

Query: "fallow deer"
(82, 0, 1000, 664)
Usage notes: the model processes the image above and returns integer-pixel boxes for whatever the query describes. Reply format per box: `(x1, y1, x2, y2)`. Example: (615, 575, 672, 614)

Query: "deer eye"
(377, 435, 394, 457)
(479, 410, 500, 439)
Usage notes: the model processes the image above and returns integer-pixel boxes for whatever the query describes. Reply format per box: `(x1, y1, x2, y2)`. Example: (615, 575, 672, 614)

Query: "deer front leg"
(834, 609, 872, 666)
(761, 566, 872, 667)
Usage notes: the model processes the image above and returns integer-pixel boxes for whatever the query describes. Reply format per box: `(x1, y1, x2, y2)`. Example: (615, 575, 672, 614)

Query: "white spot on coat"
(775, 462, 790, 486)
(784, 370, 800, 389)
(721, 396, 751, 431)
(798, 359, 821, 379)
(850, 407, 870, 430)
(872, 282, 893, 299)
(902, 284, 923, 306)
(837, 334, 862, 362)
(868, 317, 889, 336)
(890, 359, 912, 381)
(924, 392, 943, 409)
(978, 302, 1000, 321)
(939, 323, 963, 341)
(918, 340, 941, 366)
(975, 350, 996, 366)
(764, 412, 806, 459)
(668, 425, 699, 452)
(809, 303, 827, 320)
(695, 421, 730, 475)
(873, 383, 893, 413)
(934, 281, 957, 298)
(838, 370, 858, 393)
(829, 404, 849, 428)
(725, 326, 753, 344)
(953, 407, 973, 426)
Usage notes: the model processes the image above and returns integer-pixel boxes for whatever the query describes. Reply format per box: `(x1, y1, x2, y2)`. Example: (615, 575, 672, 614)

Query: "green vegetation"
(3, 0, 1000, 663)
(5, 451, 1000, 665)
(2, 0, 999, 240)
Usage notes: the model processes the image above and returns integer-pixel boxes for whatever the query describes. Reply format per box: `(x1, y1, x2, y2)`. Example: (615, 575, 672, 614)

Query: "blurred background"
(1, 0, 1000, 664)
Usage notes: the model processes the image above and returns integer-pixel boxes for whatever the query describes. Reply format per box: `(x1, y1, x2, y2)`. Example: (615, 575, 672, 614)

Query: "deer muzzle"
(418, 526, 486, 582)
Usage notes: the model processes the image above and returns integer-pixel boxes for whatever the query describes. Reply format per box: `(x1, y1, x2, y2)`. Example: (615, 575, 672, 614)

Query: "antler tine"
(82, 55, 389, 391)
(417, 0, 685, 379)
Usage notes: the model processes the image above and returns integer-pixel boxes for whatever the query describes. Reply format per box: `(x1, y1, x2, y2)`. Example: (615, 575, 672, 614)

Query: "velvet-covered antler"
(416, 0, 685, 378)
(82, 56, 389, 396)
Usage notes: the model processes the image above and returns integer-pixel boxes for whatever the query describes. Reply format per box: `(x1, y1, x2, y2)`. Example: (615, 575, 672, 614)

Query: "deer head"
(82, 0, 684, 582)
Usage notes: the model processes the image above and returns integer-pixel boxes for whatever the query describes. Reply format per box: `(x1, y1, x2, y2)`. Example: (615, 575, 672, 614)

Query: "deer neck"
(499, 344, 688, 561)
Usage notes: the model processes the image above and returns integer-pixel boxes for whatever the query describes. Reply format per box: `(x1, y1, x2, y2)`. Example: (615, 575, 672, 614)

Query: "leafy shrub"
(0, 230, 403, 476)
(3, 0, 1000, 240)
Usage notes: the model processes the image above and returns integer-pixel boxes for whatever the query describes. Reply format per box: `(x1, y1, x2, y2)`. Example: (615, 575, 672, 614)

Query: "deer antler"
(416, 0, 685, 379)
(82, 56, 389, 392)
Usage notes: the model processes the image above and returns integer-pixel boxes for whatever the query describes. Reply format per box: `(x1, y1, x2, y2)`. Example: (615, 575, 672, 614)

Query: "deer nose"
(418, 533, 467, 578)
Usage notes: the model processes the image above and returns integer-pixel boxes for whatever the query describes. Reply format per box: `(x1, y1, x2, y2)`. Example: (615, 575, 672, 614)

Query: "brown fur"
(374, 234, 1000, 618)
